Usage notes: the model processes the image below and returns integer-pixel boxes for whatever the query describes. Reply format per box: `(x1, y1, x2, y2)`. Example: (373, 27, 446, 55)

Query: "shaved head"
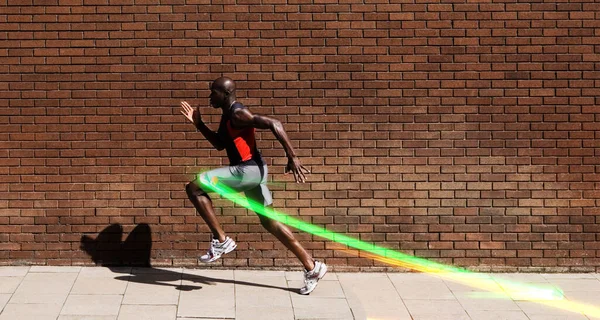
(211, 77, 236, 94)
(209, 77, 237, 110)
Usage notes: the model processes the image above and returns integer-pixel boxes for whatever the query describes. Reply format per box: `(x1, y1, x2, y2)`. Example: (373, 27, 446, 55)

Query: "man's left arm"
(231, 108, 310, 183)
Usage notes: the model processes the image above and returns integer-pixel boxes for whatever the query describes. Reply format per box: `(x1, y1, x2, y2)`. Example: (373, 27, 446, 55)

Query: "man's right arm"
(194, 111, 224, 151)
(180, 101, 224, 151)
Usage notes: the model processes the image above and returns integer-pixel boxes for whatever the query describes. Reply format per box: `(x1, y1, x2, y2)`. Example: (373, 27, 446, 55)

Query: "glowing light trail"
(198, 174, 600, 318)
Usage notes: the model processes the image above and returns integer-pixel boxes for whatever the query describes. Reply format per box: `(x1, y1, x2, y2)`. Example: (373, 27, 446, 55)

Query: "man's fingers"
(301, 165, 310, 174)
(180, 110, 194, 123)
(295, 167, 306, 183)
(181, 101, 193, 113)
(180, 102, 197, 120)
(299, 169, 307, 183)
(180, 102, 189, 112)
(293, 170, 300, 183)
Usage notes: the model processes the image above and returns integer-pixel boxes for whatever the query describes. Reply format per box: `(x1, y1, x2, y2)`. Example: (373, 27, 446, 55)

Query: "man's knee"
(259, 215, 273, 229)
(186, 181, 209, 199)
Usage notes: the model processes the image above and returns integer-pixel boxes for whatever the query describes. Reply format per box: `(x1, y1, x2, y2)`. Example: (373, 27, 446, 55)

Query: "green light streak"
(198, 173, 569, 302)
(198, 173, 453, 270)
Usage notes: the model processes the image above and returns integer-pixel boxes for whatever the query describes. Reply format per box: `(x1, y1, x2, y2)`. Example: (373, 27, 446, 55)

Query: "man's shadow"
(80, 223, 297, 293)
(81, 223, 152, 267)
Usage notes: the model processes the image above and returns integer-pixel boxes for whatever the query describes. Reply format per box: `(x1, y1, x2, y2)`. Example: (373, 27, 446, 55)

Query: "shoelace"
(304, 267, 318, 283)
(207, 239, 219, 257)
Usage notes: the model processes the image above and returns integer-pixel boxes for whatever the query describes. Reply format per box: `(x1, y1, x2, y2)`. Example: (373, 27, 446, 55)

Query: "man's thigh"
(197, 166, 243, 192)
(198, 164, 272, 207)
(244, 184, 273, 208)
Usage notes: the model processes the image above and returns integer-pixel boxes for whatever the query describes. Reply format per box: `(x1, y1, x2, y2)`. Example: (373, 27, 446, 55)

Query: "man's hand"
(180, 101, 199, 125)
(285, 156, 310, 183)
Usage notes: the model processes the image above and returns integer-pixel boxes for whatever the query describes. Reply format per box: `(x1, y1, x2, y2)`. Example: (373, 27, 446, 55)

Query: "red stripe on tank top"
(226, 120, 255, 162)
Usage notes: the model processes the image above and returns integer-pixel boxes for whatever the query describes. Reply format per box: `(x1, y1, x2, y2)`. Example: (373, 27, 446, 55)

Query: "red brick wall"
(1, 1, 600, 271)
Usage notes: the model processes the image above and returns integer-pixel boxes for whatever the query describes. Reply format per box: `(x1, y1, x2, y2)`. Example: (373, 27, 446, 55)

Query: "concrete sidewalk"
(0, 266, 599, 320)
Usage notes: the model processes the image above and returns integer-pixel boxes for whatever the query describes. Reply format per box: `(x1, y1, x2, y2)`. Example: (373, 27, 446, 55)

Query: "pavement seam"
(386, 272, 414, 320)
(490, 275, 531, 320)
(117, 267, 133, 320)
(233, 269, 238, 319)
(57, 266, 83, 319)
(177, 268, 183, 320)
(1, 267, 29, 315)
(336, 273, 362, 320)
(285, 271, 295, 320)
(435, 274, 473, 320)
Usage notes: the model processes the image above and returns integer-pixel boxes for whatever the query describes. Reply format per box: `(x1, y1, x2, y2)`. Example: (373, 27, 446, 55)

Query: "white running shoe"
(300, 260, 328, 295)
(199, 236, 237, 263)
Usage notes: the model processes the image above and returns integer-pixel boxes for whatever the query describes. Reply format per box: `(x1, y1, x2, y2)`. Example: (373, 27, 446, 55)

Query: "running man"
(180, 76, 327, 294)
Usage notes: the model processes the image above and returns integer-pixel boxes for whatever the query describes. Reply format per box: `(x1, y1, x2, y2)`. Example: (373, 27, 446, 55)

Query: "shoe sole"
(301, 263, 328, 295)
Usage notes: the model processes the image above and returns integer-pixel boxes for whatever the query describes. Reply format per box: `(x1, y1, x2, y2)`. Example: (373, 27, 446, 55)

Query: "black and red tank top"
(217, 102, 263, 166)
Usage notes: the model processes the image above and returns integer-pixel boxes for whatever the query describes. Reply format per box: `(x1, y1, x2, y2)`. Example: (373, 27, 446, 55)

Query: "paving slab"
(29, 266, 81, 273)
(0, 277, 22, 294)
(410, 314, 470, 320)
(235, 274, 291, 309)
(403, 299, 467, 317)
(443, 277, 503, 293)
(526, 315, 589, 320)
(236, 270, 286, 278)
(236, 307, 294, 320)
(497, 281, 562, 301)
(291, 296, 353, 319)
(543, 273, 598, 280)
(79, 267, 132, 278)
(338, 273, 411, 320)
(131, 267, 183, 275)
(0, 294, 10, 312)
(387, 273, 444, 283)
(9, 272, 77, 304)
(117, 305, 177, 320)
(467, 310, 529, 320)
(60, 294, 122, 316)
(58, 316, 117, 320)
(122, 281, 180, 305)
(182, 268, 234, 280)
(177, 276, 235, 319)
(0, 267, 29, 277)
(491, 273, 548, 283)
(458, 297, 521, 312)
(0, 303, 63, 320)
(548, 279, 600, 291)
(517, 300, 589, 319)
(390, 278, 455, 300)
(177, 318, 232, 320)
(71, 277, 129, 295)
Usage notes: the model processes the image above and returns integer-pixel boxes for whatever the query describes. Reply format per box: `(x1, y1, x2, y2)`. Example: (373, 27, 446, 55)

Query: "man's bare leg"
(186, 182, 226, 242)
(258, 206, 316, 271)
